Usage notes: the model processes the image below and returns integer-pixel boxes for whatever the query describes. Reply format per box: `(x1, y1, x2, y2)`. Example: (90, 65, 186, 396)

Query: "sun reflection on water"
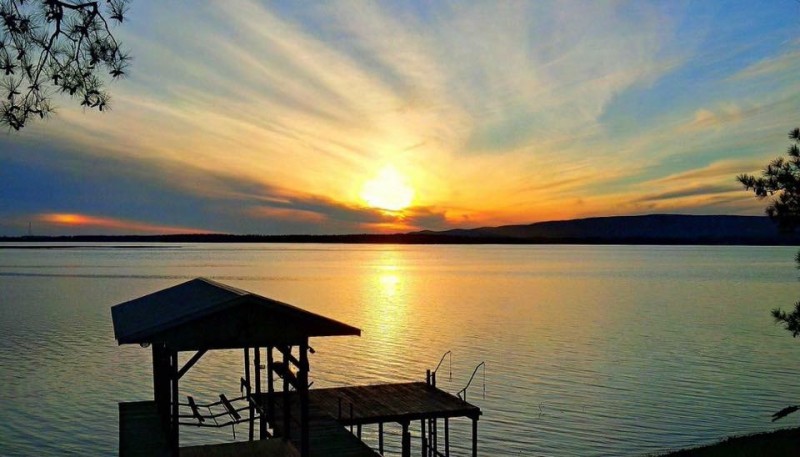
(365, 251, 409, 351)
(379, 270, 400, 296)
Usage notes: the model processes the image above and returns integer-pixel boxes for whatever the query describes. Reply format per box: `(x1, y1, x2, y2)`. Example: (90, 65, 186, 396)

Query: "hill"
(2, 215, 798, 245)
(414, 214, 798, 244)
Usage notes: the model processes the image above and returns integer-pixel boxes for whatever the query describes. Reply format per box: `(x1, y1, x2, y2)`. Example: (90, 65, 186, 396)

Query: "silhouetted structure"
(112, 278, 482, 457)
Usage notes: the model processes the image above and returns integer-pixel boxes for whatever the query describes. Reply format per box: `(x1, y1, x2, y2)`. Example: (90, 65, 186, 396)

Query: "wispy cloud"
(35, 213, 213, 235)
(1, 1, 798, 234)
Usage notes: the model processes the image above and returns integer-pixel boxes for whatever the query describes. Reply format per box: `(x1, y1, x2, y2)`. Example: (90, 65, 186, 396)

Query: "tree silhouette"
(739, 128, 800, 232)
(0, 0, 130, 130)
(739, 127, 800, 421)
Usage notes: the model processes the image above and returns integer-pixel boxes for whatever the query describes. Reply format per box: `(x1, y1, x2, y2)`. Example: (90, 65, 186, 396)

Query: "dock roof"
(111, 278, 360, 350)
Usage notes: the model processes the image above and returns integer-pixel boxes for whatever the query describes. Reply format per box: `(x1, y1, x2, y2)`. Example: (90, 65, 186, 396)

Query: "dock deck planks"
(262, 381, 481, 456)
(180, 440, 299, 457)
(306, 381, 481, 425)
(270, 403, 381, 457)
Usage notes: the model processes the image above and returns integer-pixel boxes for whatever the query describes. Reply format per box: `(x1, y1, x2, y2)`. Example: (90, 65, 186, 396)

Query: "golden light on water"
(379, 271, 400, 297)
(363, 250, 410, 343)
(360, 165, 414, 212)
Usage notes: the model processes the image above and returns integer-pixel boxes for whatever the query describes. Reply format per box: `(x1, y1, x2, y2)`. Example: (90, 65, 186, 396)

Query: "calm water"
(2, 243, 800, 456)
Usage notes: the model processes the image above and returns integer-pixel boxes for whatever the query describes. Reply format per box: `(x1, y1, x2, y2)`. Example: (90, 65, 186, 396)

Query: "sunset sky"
(1, 1, 799, 235)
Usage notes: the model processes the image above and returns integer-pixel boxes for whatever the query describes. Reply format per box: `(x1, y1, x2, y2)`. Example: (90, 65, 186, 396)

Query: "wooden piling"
(254, 347, 263, 439)
(402, 421, 411, 457)
(282, 348, 290, 442)
(472, 417, 478, 457)
(444, 417, 450, 457)
(245, 347, 253, 441)
(267, 346, 274, 430)
(299, 341, 310, 457)
(170, 350, 179, 456)
(379, 422, 384, 454)
(421, 418, 426, 457)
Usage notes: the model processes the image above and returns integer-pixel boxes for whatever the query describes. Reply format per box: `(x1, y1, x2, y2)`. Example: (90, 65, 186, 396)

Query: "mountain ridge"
(1, 214, 798, 245)
(412, 214, 795, 243)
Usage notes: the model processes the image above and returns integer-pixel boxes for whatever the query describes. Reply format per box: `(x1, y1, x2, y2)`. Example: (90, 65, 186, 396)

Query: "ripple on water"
(2, 245, 800, 456)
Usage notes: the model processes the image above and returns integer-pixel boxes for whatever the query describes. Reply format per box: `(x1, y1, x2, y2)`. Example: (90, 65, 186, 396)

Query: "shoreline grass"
(652, 427, 800, 456)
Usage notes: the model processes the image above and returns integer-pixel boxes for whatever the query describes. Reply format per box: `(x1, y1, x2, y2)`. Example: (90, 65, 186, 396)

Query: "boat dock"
(267, 382, 481, 456)
(112, 278, 483, 457)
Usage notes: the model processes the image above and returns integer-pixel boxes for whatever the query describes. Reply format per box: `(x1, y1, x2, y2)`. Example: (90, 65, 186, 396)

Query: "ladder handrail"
(457, 361, 485, 402)
(432, 350, 452, 381)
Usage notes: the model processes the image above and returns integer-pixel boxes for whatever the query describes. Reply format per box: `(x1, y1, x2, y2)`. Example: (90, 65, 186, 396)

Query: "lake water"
(2, 243, 800, 456)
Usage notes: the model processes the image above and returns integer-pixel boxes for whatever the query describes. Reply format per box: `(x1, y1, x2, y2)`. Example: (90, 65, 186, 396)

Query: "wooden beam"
(255, 347, 265, 440)
(275, 345, 309, 371)
(299, 340, 310, 457)
(402, 421, 411, 457)
(220, 394, 241, 421)
(431, 418, 437, 457)
(152, 345, 168, 417)
(170, 350, 179, 456)
(444, 418, 449, 457)
(472, 417, 478, 457)
(267, 346, 275, 430)
(282, 349, 291, 442)
(177, 349, 207, 380)
(245, 347, 254, 441)
(421, 419, 426, 457)
(379, 422, 384, 454)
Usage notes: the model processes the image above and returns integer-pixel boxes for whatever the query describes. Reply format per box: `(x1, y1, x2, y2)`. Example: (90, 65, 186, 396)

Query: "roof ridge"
(195, 277, 248, 296)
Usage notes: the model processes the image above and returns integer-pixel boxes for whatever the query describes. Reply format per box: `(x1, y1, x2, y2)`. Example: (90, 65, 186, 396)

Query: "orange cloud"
(37, 213, 213, 234)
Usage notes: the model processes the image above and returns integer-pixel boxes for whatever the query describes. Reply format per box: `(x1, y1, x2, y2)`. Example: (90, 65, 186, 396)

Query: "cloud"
(2, 1, 799, 234)
(684, 105, 745, 131)
(247, 191, 452, 233)
(35, 213, 213, 235)
(634, 184, 738, 204)
(656, 159, 763, 183)
(730, 48, 800, 81)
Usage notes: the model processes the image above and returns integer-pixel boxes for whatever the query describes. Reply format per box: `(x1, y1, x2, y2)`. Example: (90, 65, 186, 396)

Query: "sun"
(361, 165, 414, 211)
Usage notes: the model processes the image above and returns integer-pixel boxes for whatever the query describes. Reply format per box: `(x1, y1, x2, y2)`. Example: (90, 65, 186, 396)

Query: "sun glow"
(361, 165, 415, 211)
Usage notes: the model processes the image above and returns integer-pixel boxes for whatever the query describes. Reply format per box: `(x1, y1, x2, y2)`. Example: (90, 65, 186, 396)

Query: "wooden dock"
(271, 405, 381, 457)
(307, 382, 481, 424)
(113, 280, 483, 457)
(180, 440, 299, 457)
(264, 381, 481, 457)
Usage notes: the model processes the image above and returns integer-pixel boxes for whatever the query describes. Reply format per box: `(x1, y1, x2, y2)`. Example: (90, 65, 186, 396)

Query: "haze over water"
(2, 243, 800, 456)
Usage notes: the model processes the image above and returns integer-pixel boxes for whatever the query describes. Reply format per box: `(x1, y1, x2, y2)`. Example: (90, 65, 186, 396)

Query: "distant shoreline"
(1, 233, 799, 246)
(3, 215, 798, 246)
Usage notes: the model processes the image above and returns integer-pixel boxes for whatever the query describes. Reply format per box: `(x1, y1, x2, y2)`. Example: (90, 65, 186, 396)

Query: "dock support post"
(299, 340, 310, 457)
(444, 418, 449, 457)
(152, 344, 170, 431)
(472, 417, 478, 457)
(170, 350, 179, 456)
(431, 418, 437, 457)
(421, 419, 426, 457)
(357, 424, 362, 439)
(267, 346, 274, 431)
(282, 348, 290, 443)
(255, 347, 264, 439)
(402, 421, 411, 457)
(379, 422, 384, 454)
(245, 347, 253, 441)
